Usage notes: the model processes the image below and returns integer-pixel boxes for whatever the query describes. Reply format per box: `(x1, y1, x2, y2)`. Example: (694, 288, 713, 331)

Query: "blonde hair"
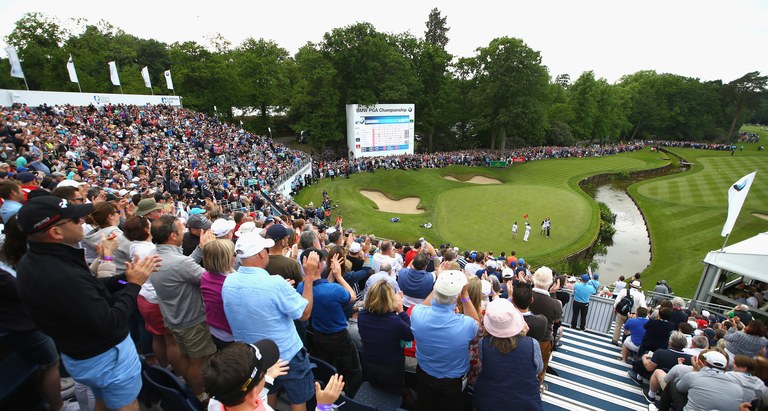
(459, 276, 482, 315)
(364, 280, 397, 315)
(202, 239, 235, 274)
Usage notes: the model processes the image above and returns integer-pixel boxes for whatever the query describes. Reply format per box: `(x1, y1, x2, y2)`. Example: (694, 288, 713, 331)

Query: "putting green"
(435, 184, 590, 254)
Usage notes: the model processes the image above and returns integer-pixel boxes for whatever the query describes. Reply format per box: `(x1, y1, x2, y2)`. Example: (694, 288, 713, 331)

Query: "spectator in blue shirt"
(411, 270, 479, 411)
(223, 232, 321, 411)
(571, 274, 597, 331)
(297, 246, 361, 396)
(620, 306, 649, 362)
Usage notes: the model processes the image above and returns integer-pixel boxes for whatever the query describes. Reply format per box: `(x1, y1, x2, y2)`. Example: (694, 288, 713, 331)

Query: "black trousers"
(571, 301, 589, 330)
(313, 329, 363, 397)
(416, 365, 464, 411)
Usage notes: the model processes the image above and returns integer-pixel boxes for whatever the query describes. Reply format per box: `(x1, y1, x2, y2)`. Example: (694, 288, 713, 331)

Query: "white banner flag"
(721, 171, 757, 237)
(108, 61, 121, 86)
(66, 54, 79, 83)
(141, 66, 151, 88)
(5, 46, 25, 79)
(164, 70, 173, 90)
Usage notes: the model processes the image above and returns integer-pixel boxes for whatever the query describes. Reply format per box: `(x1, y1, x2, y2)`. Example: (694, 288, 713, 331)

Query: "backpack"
(616, 288, 634, 316)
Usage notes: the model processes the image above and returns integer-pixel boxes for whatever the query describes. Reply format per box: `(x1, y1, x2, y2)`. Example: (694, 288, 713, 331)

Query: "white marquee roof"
(703, 232, 768, 280)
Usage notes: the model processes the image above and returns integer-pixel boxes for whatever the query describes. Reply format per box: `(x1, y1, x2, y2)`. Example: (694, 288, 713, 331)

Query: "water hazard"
(592, 184, 651, 284)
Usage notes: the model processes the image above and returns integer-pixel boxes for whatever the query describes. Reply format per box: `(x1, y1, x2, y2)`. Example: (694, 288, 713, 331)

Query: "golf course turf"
(295, 141, 768, 297)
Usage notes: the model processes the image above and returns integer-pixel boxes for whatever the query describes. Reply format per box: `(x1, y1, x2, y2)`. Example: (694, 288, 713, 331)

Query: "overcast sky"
(1, 0, 766, 84)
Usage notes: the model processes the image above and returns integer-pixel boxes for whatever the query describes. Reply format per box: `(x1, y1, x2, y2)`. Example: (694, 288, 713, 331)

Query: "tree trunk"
(727, 106, 743, 143)
(499, 128, 507, 154)
(428, 131, 434, 152)
(630, 121, 642, 140)
(490, 128, 497, 150)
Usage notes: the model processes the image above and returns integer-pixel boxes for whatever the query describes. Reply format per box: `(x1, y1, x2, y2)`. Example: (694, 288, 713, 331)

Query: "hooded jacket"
(729, 371, 767, 402)
(82, 225, 131, 274)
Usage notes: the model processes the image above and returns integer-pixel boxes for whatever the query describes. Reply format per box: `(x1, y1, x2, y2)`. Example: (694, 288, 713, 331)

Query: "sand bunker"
(360, 190, 424, 214)
(753, 212, 768, 222)
(444, 175, 502, 184)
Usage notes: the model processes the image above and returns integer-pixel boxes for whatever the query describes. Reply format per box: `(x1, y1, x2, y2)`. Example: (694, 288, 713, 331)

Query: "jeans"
(313, 329, 363, 397)
(571, 301, 589, 330)
(416, 365, 464, 411)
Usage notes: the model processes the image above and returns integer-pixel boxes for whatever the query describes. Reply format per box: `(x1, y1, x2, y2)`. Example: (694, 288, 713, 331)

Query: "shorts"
(624, 337, 639, 352)
(62, 335, 141, 410)
(136, 295, 169, 335)
(169, 322, 217, 359)
(7, 329, 59, 367)
(268, 348, 315, 404)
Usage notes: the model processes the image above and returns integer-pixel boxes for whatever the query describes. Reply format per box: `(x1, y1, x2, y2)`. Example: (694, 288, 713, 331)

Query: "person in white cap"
(410, 270, 479, 411)
(612, 280, 647, 346)
(662, 349, 745, 411)
(222, 232, 323, 411)
(211, 218, 236, 239)
(473, 299, 542, 411)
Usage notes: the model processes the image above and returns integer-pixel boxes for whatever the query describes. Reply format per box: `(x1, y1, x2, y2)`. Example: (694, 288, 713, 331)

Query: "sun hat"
(135, 198, 164, 217)
(17, 196, 94, 235)
(234, 221, 257, 237)
(434, 270, 468, 296)
(211, 218, 236, 237)
(483, 299, 525, 339)
(56, 179, 86, 188)
(235, 232, 275, 258)
(630, 280, 642, 288)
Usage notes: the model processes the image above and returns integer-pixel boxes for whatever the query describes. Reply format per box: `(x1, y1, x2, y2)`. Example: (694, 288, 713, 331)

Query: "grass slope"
(630, 142, 768, 297)
(295, 149, 669, 265)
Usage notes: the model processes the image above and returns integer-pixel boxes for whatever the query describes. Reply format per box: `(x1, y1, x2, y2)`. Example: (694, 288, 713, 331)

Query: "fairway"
(296, 148, 670, 265)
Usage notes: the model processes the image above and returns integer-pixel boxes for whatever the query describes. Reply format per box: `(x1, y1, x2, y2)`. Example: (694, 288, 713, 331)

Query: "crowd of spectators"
(3, 102, 768, 411)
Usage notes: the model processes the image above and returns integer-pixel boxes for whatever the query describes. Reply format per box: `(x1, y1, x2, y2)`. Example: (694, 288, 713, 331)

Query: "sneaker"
(539, 383, 548, 393)
(627, 370, 643, 386)
(642, 390, 657, 403)
(59, 399, 81, 411)
(648, 403, 659, 411)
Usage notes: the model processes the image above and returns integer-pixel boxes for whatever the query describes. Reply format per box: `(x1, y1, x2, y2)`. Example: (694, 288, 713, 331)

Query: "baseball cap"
(349, 242, 362, 253)
(483, 299, 525, 338)
(630, 280, 641, 288)
(581, 274, 589, 282)
(702, 351, 727, 369)
(209, 339, 280, 406)
(187, 214, 212, 230)
(592, 273, 599, 279)
(17, 196, 94, 235)
(16, 172, 36, 183)
(56, 179, 86, 188)
(501, 268, 514, 279)
(265, 224, 290, 241)
(235, 232, 274, 258)
(433, 270, 467, 296)
(211, 218, 236, 237)
(481, 280, 492, 296)
(136, 198, 164, 217)
(234, 221, 257, 237)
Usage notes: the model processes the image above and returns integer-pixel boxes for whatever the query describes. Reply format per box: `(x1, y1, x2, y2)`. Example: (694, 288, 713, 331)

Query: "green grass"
(295, 148, 669, 265)
(630, 142, 768, 297)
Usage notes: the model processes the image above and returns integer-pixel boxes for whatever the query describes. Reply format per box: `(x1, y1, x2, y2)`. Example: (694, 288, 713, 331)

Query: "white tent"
(693, 232, 768, 303)
(703, 232, 768, 280)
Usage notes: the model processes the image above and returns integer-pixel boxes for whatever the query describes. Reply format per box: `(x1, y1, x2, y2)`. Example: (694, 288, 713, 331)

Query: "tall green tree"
(474, 37, 550, 150)
(5, 12, 69, 90)
(233, 38, 291, 130)
(424, 8, 449, 49)
(723, 71, 768, 141)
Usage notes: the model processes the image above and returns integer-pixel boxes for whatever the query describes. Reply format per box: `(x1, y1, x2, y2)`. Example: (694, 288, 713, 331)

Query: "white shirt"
(613, 288, 647, 314)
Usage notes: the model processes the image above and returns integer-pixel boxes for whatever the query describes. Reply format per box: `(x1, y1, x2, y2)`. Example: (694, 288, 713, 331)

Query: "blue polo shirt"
(297, 279, 350, 334)
(573, 282, 596, 303)
(624, 317, 649, 346)
(411, 303, 478, 379)
(222, 266, 307, 360)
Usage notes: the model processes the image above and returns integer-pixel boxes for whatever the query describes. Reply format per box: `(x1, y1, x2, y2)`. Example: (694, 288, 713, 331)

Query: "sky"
(1, 0, 766, 84)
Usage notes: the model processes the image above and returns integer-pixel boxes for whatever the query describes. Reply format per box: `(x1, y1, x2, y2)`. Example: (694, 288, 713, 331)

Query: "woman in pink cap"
(473, 298, 543, 411)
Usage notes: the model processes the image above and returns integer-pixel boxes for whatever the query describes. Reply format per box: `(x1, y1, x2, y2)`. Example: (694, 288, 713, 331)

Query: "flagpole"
(22, 76, 29, 91)
(77, 82, 82, 93)
(119, 85, 124, 94)
(721, 234, 730, 252)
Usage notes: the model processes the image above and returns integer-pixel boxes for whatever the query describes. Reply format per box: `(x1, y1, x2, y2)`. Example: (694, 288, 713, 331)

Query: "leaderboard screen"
(346, 104, 415, 158)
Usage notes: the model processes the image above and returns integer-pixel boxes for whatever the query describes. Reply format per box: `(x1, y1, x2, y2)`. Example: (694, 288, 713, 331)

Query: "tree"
(424, 8, 449, 49)
(723, 71, 767, 141)
(473, 37, 551, 150)
(5, 12, 69, 90)
(233, 38, 291, 130)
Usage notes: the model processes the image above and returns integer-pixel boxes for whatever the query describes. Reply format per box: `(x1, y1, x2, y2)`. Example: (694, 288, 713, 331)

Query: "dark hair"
(233, 211, 244, 224)
(412, 252, 430, 270)
(85, 201, 118, 227)
(0, 180, 20, 200)
(203, 343, 258, 407)
(635, 307, 648, 318)
(1, 216, 27, 267)
(734, 355, 758, 374)
(151, 215, 179, 244)
(678, 321, 693, 335)
(747, 320, 766, 337)
(51, 186, 78, 201)
(512, 283, 533, 310)
(659, 307, 673, 321)
(326, 246, 347, 276)
(123, 216, 150, 242)
(86, 187, 100, 201)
